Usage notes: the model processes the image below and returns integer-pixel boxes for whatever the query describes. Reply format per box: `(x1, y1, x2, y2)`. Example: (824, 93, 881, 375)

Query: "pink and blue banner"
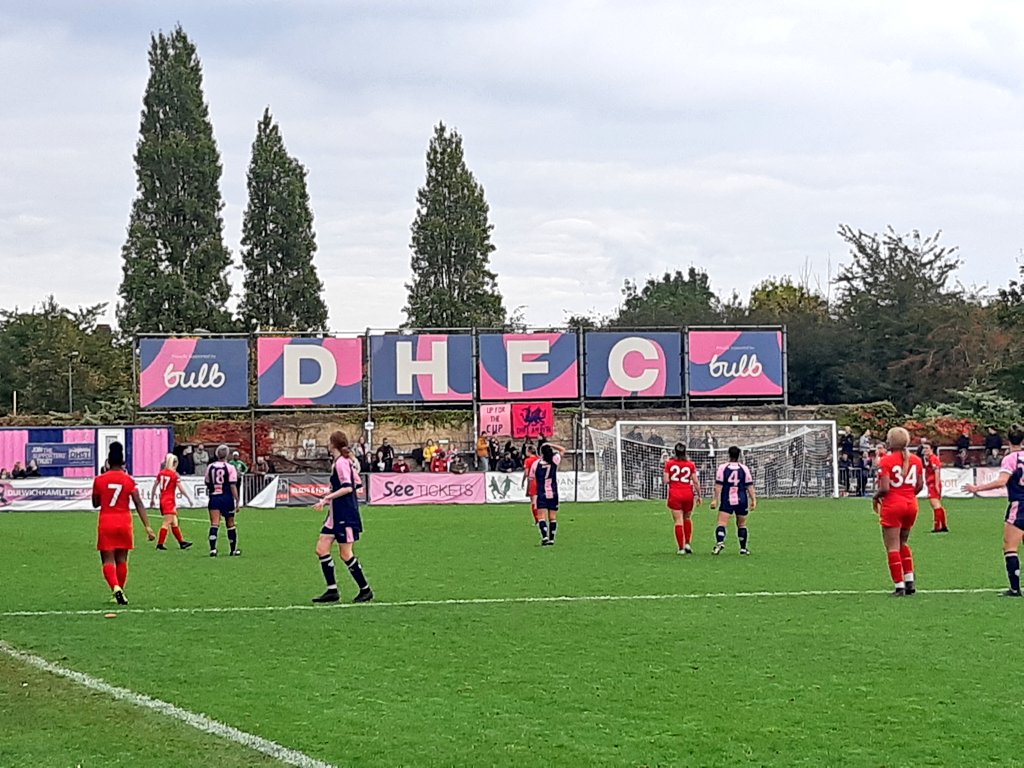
(139, 338, 249, 409)
(478, 333, 579, 401)
(257, 337, 363, 406)
(584, 332, 682, 398)
(370, 334, 473, 402)
(687, 330, 784, 397)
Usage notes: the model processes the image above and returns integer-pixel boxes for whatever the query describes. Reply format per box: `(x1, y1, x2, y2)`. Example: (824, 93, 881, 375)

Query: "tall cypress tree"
(404, 122, 506, 329)
(238, 108, 327, 332)
(117, 26, 233, 334)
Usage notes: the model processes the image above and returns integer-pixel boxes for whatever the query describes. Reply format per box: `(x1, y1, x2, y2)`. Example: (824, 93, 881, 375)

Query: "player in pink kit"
(711, 446, 756, 555)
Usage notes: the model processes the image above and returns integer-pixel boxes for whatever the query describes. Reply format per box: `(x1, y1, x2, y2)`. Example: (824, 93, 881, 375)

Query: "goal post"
(589, 420, 839, 501)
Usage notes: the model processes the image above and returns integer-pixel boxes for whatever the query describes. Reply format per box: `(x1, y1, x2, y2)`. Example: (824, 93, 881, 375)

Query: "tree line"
(0, 25, 1020, 422)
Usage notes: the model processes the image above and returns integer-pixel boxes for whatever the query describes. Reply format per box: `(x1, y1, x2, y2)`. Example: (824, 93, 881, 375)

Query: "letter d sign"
(283, 345, 337, 399)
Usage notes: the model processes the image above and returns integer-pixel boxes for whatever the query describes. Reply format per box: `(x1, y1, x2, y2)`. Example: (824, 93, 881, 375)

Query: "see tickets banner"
(369, 473, 486, 505)
(139, 338, 249, 409)
(687, 330, 784, 398)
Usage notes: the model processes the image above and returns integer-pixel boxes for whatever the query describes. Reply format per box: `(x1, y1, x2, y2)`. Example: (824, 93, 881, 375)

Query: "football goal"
(588, 420, 839, 501)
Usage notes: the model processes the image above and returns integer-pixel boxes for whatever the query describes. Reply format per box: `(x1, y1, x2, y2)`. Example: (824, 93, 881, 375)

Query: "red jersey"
(524, 455, 539, 493)
(923, 454, 941, 488)
(665, 459, 698, 495)
(157, 468, 179, 511)
(878, 452, 924, 500)
(93, 469, 138, 521)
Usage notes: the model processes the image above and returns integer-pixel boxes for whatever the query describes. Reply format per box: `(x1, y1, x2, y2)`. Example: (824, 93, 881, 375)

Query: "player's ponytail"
(674, 443, 687, 460)
(887, 427, 911, 476)
(107, 442, 125, 468)
(329, 430, 351, 458)
(162, 453, 178, 471)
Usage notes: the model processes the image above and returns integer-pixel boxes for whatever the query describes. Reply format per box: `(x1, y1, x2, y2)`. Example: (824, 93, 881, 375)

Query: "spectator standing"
(193, 444, 210, 477)
(12, 461, 26, 479)
(839, 429, 854, 459)
(858, 429, 873, 453)
(179, 446, 195, 476)
(229, 451, 248, 476)
(985, 427, 1004, 466)
(955, 429, 972, 467)
(379, 439, 395, 472)
(430, 449, 448, 473)
(25, 460, 41, 478)
(476, 433, 491, 472)
(497, 452, 516, 473)
(355, 437, 370, 473)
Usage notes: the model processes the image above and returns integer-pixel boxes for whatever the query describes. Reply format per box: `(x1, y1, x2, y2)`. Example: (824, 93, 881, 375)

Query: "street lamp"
(68, 351, 80, 414)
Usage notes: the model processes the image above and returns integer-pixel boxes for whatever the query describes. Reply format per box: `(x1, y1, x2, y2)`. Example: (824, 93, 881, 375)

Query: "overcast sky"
(2, 0, 1022, 331)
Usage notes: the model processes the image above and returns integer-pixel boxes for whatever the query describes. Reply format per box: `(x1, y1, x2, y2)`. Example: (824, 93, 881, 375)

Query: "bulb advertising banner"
(584, 332, 682, 398)
(477, 333, 578, 401)
(257, 337, 363, 406)
(139, 338, 249, 409)
(687, 330, 784, 398)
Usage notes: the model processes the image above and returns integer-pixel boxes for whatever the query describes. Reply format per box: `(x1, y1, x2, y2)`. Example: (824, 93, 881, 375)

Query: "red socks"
(936, 508, 947, 529)
(158, 528, 169, 546)
(171, 526, 184, 543)
(674, 525, 686, 549)
(900, 545, 914, 580)
(116, 562, 128, 589)
(887, 550, 904, 586)
(102, 563, 118, 590)
(683, 519, 693, 544)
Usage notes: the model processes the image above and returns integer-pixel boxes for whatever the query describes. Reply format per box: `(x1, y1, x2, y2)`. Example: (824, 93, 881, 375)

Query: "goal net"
(588, 420, 838, 501)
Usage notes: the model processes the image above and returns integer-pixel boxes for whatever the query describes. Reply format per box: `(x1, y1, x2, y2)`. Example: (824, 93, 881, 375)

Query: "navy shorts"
(1005, 501, 1024, 531)
(209, 502, 236, 517)
(321, 513, 362, 543)
(536, 498, 559, 512)
(719, 504, 749, 516)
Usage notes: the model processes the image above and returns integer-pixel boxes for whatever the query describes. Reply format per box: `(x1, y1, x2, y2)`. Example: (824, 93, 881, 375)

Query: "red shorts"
(160, 500, 177, 516)
(880, 496, 918, 529)
(97, 523, 134, 551)
(668, 491, 695, 513)
(927, 484, 942, 501)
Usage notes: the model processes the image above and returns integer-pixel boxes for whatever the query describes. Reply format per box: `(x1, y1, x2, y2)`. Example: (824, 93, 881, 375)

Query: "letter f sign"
(506, 339, 550, 393)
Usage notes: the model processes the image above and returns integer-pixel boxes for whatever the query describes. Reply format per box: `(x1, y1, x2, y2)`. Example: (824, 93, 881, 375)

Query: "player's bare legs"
(1002, 524, 1024, 597)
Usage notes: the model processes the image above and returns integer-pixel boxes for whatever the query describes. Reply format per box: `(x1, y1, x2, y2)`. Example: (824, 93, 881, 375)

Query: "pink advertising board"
(369, 473, 486, 505)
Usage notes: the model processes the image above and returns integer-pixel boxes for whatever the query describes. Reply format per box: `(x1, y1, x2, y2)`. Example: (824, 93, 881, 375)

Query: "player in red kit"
(522, 445, 545, 543)
(92, 442, 155, 605)
(873, 428, 924, 596)
(149, 453, 194, 551)
(664, 443, 701, 554)
(920, 441, 948, 533)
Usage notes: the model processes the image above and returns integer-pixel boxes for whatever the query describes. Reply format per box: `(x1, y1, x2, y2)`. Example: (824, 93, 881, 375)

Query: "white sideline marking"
(0, 587, 1002, 619)
(0, 640, 335, 768)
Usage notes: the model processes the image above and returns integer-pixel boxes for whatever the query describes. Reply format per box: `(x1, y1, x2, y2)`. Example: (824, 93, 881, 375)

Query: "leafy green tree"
(117, 26, 234, 334)
(0, 297, 131, 415)
(747, 277, 844, 405)
(833, 225, 969, 409)
(404, 123, 506, 329)
(992, 264, 1024, 399)
(238, 109, 328, 332)
(610, 267, 721, 327)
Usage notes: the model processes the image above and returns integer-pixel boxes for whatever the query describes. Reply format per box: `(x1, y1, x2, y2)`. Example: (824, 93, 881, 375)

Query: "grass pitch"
(0, 498, 1018, 767)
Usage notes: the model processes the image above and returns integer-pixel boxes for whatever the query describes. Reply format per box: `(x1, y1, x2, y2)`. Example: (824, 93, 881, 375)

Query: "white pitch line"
(0, 587, 1003, 619)
(0, 640, 335, 768)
